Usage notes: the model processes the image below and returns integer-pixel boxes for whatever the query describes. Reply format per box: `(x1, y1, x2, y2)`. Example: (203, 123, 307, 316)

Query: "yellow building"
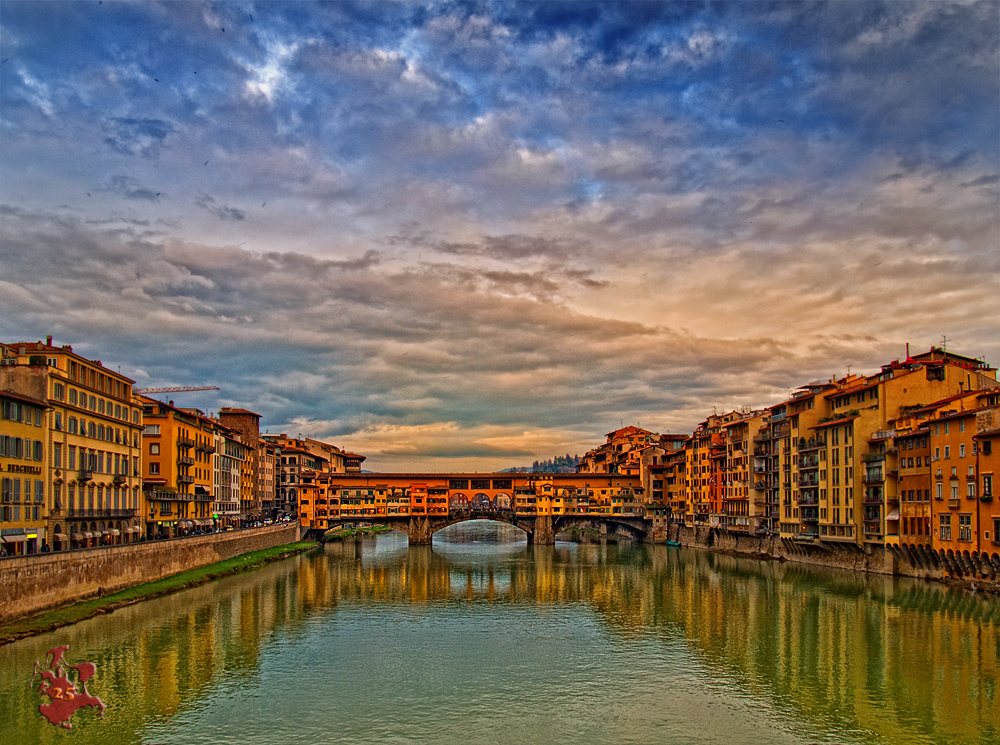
(1, 338, 145, 551)
(0, 390, 49, 555)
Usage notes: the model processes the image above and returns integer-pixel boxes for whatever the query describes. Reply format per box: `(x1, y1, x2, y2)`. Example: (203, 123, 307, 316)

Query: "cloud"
(195, 193, 246, 221)
(101, 175, 161, 202)
(103, 117, 175, 158)
(0, 1, 997, 468)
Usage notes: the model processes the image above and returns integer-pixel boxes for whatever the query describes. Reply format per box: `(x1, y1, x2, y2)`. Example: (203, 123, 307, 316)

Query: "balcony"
(78, 469, 93, 482)
(196, 441, 216, 453)
(948, 498, 960, 509)
(797, 477, 820, 488)
(148, 491, 193, 501)
(177, 454, 195, 466)
(177, 474, 195, 484)
(797, 496, 819, 506)
(798, 437, 826, 452)
(863, 473, 884, 485)
(177, 435, 195, 449)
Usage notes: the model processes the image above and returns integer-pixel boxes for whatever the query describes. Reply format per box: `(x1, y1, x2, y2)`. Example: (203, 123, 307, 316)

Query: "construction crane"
(135, 385, 220, 394)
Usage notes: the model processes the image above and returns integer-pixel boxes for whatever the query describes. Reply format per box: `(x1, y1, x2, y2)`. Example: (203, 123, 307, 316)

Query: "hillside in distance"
(501, 454, 581, 474)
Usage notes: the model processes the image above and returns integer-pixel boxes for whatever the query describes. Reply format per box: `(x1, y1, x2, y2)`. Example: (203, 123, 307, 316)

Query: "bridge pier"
(407, 516, 434, 545)
(531, 514, 555, 545)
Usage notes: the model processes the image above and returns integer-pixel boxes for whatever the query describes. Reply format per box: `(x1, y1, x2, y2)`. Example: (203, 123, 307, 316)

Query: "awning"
(178, 520, 193, 528)
(1, 534, 26, 542)
(886, 508, 900, 521)
(53, 533, 69, 542)
(110, 529, 121, 536)
(71, 533, 84, 541)
(126, 527, 139, 535)
(82, 532, 93, 539)
(193, 518, 213, 526)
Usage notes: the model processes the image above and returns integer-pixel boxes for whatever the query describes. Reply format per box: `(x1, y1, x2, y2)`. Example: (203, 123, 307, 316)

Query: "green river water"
(1, 521, 998, 744)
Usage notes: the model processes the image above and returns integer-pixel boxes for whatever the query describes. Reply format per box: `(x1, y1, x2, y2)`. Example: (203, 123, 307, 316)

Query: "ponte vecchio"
(296, 472, 655, 544)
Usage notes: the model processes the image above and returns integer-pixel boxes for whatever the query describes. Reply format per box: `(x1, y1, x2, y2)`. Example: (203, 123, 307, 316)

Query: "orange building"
(140, 397, 217, 537)
(895, 426, 932, 546)
(927, 391, 1000, 554)
(578, 426, 656, 475)
(975, 421, 1000, 552)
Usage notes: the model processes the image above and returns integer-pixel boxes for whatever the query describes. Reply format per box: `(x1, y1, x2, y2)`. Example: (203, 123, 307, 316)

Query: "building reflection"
(2, 536, 997, 744)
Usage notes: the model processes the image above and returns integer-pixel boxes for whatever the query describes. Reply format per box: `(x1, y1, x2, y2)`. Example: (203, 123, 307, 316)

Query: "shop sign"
(5, 463, 43, 475)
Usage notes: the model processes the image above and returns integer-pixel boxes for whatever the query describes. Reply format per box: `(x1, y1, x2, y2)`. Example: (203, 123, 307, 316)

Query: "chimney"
(46, 335, 52, 346)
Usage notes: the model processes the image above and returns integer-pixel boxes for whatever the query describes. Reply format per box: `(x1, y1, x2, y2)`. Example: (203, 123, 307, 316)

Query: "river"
(1, 521, 998, 744)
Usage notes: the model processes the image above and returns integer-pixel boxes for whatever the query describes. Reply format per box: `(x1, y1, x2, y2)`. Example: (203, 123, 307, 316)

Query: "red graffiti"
(32, 645, 105, 729)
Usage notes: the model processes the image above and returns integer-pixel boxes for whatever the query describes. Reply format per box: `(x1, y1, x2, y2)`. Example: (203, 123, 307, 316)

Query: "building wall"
(1, 391, 49, 555)
(1, 342, 145, 552)
(0, 521, 302, 621)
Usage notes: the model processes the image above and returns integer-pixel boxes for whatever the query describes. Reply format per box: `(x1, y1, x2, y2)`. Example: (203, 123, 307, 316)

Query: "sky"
(1, 1, 998, 471)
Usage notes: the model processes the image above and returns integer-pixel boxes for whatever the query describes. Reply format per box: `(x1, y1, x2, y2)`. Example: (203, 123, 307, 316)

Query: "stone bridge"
(324, 510, 651, 545)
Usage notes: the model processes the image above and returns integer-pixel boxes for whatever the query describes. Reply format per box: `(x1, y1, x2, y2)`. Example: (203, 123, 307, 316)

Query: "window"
(959, 514, 972, 541)
(33, 440, 43, 461)
(150, 443, 160, 455)
(54, 444, 62, 468)
(144, 424, 160, 435)
(68, 417, 78, 434)
(936, 483, 943, 500)
(69, 446, 76, 469)
(934, 447, 940, 460)
(945, 422, 950, 435)
(985, 475, 994, 497)
(88, 395, 96, 411)
(940, 514, 952, 540)
(944, 446, 950, 459)
(149, 463, 160, 475)
(960, 444, 966, 458)
(960, 420, 965, 433)
(53, 383, 65, 400)
(69, 389, 77, 405)
(968, 482, 977, 498)
(952, 485, 959, 499)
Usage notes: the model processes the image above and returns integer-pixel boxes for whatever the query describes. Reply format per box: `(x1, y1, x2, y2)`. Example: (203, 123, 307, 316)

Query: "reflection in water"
(1, 533, 997, 745)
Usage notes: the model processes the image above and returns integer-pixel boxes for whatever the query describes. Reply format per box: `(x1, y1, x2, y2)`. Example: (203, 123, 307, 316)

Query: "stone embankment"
(660, 523, 1000, 593)
(0, 522, 302, 621)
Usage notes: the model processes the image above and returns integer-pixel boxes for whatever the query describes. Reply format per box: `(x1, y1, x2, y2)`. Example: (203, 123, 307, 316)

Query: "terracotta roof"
(0, 389, 50, 408)
(219, 407, 261, 417)
(813, 414, 860, 428)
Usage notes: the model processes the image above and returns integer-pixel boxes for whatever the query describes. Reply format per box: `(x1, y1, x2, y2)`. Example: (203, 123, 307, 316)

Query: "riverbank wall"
(0, 522, 302, 621)
(662, 523, 1000, 592)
